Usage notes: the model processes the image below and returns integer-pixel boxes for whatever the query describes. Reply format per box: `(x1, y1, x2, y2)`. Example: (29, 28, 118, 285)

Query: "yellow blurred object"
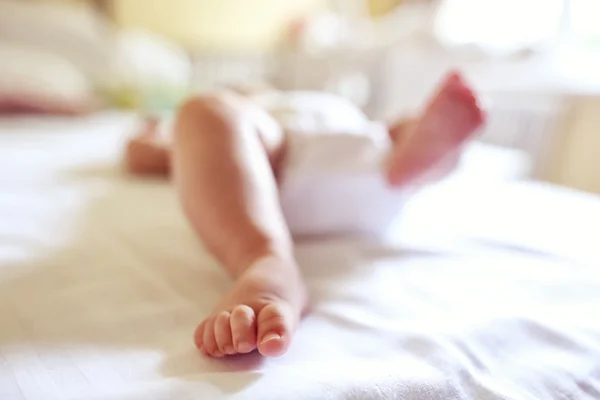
(368, 0, 403, 17)
(113, 0, 325, 51)
(104, 84, 189, 111)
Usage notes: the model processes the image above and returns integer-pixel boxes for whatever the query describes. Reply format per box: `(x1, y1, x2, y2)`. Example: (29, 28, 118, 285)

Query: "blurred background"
(1, 0, 599, 193)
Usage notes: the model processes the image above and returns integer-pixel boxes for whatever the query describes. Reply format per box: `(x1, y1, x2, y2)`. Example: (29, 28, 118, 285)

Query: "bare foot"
(386, 71, 485, 187)
(124, 118, 171, 177)
(194, 256, 308, 357)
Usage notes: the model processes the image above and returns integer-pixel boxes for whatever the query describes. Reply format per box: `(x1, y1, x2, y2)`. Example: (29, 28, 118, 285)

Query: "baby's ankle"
(228, 242, 295, 279)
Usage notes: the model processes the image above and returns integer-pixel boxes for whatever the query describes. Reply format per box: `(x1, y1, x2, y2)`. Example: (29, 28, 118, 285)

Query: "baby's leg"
(387, 71, 486, 187)
(171, 93, 307, 358)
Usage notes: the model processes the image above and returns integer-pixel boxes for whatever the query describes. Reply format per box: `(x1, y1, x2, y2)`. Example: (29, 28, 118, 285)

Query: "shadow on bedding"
(0, 162, 440, 391)
(0, 164, 264, 392)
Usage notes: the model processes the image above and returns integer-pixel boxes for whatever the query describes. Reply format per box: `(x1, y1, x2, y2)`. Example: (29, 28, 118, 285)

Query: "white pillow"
(0, 43, 95, 114)
(0, 0, 114, 87)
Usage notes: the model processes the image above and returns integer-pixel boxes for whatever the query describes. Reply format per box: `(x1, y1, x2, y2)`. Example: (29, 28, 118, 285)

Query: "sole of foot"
(386, 71, 486, 187)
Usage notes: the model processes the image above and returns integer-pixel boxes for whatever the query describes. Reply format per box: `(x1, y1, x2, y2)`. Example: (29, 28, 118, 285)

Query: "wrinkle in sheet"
(1, 114, 600, 399)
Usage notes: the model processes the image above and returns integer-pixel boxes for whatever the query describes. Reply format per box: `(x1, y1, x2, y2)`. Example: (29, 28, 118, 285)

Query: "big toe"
(256, 303, 296, 357)
(230, 305, 258, 354)
(443, 74, 486, 126)
(194, 320, 209, 355)
(443, 70, 463, 87)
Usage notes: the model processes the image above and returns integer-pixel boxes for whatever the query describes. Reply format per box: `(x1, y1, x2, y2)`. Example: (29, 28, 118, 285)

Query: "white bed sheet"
(0, 113, 599, 400)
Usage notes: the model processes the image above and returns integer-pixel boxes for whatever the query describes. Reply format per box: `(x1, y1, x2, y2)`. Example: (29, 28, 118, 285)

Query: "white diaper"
(256, 91, 409, 238)
(277, 124, 409, 238)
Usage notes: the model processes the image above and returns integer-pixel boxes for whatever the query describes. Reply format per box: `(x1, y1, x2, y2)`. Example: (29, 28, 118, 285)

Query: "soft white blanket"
(0, 114, 598, 400)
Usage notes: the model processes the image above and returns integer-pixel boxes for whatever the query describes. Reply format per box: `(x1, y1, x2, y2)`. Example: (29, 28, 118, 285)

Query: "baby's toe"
(447, 80, 485, 127)
(202, 317, 224, 357)
(257, 303, 294, 357)
(214, 311, 235, 355)
(443, 70, 463, 89)
(194, 320, 208, 354)
(230, 305, 257, 354)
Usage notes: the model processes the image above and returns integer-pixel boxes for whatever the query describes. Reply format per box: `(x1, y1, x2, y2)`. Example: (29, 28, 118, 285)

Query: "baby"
(125, 71, 485, 358)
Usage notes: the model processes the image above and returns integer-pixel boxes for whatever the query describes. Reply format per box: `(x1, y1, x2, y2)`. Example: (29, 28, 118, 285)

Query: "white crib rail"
(478, 92, 574, 180)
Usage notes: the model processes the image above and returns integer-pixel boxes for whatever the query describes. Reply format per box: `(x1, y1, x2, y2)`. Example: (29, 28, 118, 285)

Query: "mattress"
(0, 113, 599, 400)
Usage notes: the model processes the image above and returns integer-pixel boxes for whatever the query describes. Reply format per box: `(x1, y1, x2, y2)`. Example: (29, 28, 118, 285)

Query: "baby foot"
(194, 256, 307, 357)
(125, 117, 171, 177)
(387, 71, 486, 187)
(125, 136, 171, 176)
